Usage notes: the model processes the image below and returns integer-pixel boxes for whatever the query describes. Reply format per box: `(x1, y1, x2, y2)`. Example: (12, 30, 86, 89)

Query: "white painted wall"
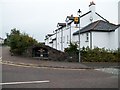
(92, 32, 110, 49)
(118, 27, 120, 49)
(45, 38, 49, 46)
(110, 30, 119, 50)
(73, 32, 90, 48)
(80, 33, 90, 48)
(80, 4, 103, 29)
(57, 29, 61, 51)
(52, 40, 56, 49)
(92, 31, 118, 50)
(63, 26, 69, 50)
(60, 24, 79, 51)
(72, 30, 119, 50)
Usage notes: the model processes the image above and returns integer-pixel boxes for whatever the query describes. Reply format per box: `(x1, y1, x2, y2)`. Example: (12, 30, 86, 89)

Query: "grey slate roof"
(73, 20, 120, 35)
(52, 38, 56, 41)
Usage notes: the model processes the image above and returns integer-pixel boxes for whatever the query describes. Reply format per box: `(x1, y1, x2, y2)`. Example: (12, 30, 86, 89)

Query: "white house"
(73, 1, 120, 50)
(73, 20, 120, 50)
(0, 37, 4, 45)
(45, 34, 54, 48)
(45, 1, 120, 51)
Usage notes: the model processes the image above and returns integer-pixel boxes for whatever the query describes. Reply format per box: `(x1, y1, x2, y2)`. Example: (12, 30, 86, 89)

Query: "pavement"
(1, 46, 119, 70)
(1, 56, 91, 69)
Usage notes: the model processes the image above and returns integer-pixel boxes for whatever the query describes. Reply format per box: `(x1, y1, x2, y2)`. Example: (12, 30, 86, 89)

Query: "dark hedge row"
(65, 43, 119, 62)
(81, 47, 119, 62)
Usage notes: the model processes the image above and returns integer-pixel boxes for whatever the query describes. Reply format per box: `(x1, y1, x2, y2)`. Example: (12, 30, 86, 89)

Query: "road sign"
(74, 17, 79, 24)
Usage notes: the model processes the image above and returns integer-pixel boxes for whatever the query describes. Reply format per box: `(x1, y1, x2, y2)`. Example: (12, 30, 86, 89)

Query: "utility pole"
(77, 9, 81, 63)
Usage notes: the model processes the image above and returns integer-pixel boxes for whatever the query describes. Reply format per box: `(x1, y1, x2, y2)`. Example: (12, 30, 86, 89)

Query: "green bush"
(64, 43, 79, 62)
(81, 47, 119, 62)
(6, 28, 38, 55)
(65, 44, 119, 62)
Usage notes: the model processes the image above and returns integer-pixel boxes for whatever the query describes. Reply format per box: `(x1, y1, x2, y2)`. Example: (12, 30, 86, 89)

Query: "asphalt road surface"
(1, 46, 119, 88)
(2, 64, 118, 88)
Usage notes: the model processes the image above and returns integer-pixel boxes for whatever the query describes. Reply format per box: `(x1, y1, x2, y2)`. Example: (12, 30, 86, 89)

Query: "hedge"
(65, 43, 119, 62)
(81, 47, 119, 62)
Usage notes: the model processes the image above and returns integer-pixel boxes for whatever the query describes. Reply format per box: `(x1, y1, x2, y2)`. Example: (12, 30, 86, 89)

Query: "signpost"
(74, 17, 79, 24)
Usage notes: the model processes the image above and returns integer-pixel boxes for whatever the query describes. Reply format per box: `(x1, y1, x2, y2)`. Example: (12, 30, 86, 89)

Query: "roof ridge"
(80, 11, 91, 18)
(95, 12, 109, 23)
(91, 20, 101, 30)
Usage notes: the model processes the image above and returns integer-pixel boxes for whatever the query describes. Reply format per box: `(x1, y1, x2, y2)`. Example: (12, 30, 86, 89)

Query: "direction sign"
(74, 17, 79, 24)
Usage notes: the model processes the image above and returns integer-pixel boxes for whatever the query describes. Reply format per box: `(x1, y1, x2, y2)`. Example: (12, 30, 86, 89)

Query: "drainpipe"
(90, 32, 92, 49)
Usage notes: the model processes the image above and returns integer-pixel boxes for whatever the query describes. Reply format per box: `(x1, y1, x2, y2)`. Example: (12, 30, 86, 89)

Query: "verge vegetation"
(4, 28, 38, 55)
(65, 43, 119, 62)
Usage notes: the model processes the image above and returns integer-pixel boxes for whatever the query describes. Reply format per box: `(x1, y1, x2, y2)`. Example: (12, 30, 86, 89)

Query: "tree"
(64, 43, 79, 62)
(6, 28, 38, 55)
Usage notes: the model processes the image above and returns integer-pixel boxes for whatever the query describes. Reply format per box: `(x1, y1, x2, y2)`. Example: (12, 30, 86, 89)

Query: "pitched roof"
(47, 34, 54, 37)
(52, 38, 56, 41)
(95, 12, 109, 22)
(73, 20, 120, 35)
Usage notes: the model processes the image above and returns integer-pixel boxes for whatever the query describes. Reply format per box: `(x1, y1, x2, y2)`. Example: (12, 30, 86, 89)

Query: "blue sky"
(1, 0, 120, 42)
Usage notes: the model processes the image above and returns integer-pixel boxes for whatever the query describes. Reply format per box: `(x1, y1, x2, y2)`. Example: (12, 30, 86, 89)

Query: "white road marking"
(0, 80, 50, 85)
(1, 62, 87, 71)
(1, 60, 89, 71)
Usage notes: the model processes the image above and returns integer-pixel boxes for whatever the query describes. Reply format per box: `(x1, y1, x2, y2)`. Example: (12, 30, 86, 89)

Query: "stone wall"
(25, 44, 77, 62)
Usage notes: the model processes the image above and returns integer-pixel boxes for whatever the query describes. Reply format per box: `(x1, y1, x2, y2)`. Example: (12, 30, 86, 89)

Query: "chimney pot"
(89, 1, 95, 7)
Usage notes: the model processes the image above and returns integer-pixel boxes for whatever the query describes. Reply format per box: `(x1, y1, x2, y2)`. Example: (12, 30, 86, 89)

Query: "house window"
(86, 33, 89, 42)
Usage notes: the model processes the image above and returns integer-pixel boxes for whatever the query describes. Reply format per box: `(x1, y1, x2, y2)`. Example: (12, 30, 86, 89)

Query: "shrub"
(81, 47, 119, 62)
(6, 28, 38, 55)
(64, 43, 79, 62)
(65, 44, 119, 62)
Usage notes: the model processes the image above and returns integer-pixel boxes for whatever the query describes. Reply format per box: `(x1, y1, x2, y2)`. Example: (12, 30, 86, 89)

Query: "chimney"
(89, 1, 95, 7)
(89, 1, 96, 22)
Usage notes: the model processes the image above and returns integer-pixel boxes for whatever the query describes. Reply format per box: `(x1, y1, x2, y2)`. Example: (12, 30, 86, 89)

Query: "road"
(2, 64, 118, 88)
(1, 46, 119, 88)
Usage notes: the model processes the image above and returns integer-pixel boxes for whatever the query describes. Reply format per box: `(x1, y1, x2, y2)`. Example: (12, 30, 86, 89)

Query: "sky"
(0, 0, 120, 42)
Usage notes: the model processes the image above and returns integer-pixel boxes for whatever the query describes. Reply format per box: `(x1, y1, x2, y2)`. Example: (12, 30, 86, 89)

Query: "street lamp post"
(61, 28, 63, 51)
(77, 9, 81, 63)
